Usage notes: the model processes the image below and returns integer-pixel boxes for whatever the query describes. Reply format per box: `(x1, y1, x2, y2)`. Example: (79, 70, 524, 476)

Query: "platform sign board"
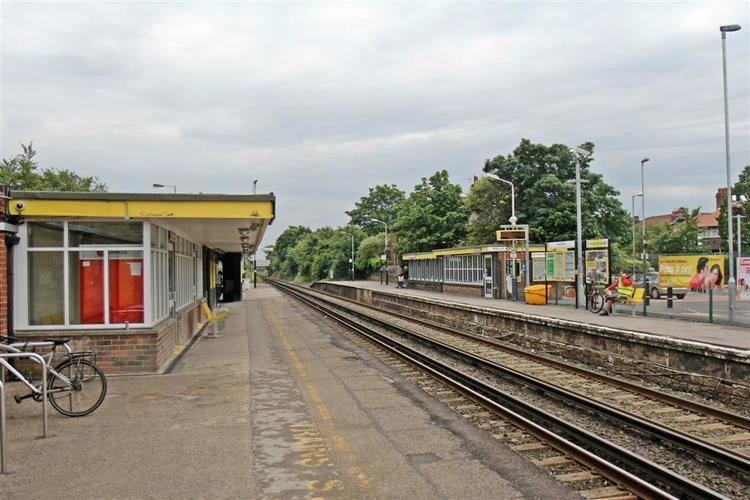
(545, 241, 575, 282)
(531, 251, 546, 281)
(737, 257, 750, 301)
(584, 239, 609, 285)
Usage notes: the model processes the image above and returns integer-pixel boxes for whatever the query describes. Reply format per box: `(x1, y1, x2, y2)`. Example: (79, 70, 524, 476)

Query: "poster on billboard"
(545, 241, 575, 282)
(531, 252, 546, 281)
(737, 257, 750, 301)
(584, 238, 609, 285)
(658, 255, 725, 291)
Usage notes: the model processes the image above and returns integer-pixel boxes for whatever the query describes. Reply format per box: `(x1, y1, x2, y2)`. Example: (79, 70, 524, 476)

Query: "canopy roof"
(10, 191, 275, 254)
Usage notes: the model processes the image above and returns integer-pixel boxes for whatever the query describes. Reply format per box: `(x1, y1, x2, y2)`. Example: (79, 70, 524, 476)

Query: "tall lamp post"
(484, 174, 517, 225)
(632, 193, 643, 277)
(342, 232, 355, 281)
(721, 23, 741, 322)
(153, 183, 177, 194)
(640, 158, 650, 313)
(570, 147, 591, 308)
(371, 218, 389, 285)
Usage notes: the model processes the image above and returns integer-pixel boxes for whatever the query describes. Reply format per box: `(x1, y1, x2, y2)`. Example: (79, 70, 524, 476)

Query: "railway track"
(268, 279, 750, 499)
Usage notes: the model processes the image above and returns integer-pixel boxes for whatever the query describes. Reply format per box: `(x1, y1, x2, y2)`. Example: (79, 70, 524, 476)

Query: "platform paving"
(334, 281, 750, 351)
(0, 285, 579, 499)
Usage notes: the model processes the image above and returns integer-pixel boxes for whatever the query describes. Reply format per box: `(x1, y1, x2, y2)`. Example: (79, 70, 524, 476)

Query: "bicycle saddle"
(0, 334, 19, 343)
(43, 338, 71, 345)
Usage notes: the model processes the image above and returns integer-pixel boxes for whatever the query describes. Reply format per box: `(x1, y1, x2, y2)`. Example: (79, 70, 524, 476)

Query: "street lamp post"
(153, 183, 177, 194)
(342, 232, 355, 281)
(484, 174, 517, 225)
(570, 147, 591, 308)
(721, 23, 741, 322)
(253, 179, 258, 195)
(640, 158, 650, 313)
(632, 193, 643, 277)
(371, 218, 389, 285)
(737, 215, 744, 259)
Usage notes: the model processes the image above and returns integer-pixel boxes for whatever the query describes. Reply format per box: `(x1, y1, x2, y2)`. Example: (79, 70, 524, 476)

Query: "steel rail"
(308, 281, 750, 430)
(270, 279, 725, 500)
(295, 283, 750, 475)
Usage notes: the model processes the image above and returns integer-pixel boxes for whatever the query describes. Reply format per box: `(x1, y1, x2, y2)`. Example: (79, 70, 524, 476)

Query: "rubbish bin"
(524, 284, 550, 305)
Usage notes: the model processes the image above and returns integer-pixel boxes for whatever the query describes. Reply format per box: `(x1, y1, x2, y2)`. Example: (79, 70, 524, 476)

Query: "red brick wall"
(14, 301, 207, 375)
(443, 283, 484, 297)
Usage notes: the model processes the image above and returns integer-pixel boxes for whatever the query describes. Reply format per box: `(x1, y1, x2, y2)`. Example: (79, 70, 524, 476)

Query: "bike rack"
(0, 351, 49, 474)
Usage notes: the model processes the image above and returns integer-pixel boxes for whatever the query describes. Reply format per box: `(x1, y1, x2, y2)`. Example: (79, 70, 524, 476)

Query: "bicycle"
(586, 282, 606, 314)
(0, 335, 107, 417)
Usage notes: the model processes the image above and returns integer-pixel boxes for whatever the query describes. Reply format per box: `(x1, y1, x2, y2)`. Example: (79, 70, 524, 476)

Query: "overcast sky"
(1, 1, 748, 251)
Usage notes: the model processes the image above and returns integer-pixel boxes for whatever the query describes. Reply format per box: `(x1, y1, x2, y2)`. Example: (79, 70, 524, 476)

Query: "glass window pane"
(28, 222, 64, 247)
(69, 250, 105, 325)
(110, 250, 144, 323)
(29, 251, 64, 325)
(150, 224, 158, 248)
(69, 222, 143, 246)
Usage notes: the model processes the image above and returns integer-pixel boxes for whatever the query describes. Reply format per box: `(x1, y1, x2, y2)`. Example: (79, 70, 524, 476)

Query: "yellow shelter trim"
(10, 199, 274, 220)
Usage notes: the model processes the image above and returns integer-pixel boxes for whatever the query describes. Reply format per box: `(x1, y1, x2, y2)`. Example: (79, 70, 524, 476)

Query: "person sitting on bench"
(600, 270, 634, 316)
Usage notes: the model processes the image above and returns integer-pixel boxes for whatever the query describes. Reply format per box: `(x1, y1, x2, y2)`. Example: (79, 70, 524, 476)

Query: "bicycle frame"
(0, 342, 74, 396)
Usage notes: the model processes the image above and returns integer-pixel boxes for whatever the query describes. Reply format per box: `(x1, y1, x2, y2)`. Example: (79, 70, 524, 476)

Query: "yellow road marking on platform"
(267, 308, 371, 492)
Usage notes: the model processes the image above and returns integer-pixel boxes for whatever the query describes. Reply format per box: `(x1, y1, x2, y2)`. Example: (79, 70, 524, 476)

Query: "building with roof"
(1, 189, 275, 373)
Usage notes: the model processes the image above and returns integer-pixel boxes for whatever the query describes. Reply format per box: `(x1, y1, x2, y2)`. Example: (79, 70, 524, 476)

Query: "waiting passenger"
(397, 268, 405, 288)
(600, 270, 634, 316)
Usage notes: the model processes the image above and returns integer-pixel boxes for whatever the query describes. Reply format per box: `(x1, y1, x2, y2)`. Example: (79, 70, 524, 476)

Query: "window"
(29, 251, 64, 325)
(26, 221, 144, 327)
(443, 254, 483, 285)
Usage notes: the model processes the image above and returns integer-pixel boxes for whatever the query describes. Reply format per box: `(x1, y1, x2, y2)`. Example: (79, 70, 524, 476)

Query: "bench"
(201, 301, 228, 338)
(614, 287, 645, 316)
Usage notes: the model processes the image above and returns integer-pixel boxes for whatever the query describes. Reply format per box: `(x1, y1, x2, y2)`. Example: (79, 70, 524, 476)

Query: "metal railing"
(0, 351, 49, 474)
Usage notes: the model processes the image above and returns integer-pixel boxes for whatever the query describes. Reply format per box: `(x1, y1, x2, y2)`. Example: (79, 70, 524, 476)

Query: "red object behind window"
(109, 259, 144, 324)
(80, 259, 104, 324)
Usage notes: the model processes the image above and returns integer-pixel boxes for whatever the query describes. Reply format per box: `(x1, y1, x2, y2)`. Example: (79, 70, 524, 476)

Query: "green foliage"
(0, 142, 107, 192)
(465, 177, 508, 245)
(395, 170, 469, 253)
(355, 233, 386, 274)
(483, 139, 630, 244)
(648, 208, 703, 254)
(718, 165, 750, 252)
(346, 184, 405, 235)
(270, 226, 311, 278)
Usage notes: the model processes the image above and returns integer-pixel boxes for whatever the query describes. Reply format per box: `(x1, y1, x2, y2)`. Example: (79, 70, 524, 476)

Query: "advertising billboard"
(658, 255, 725, 291)
(584, 239, 609, 285)
(545, 241, 575, 282)
(737, 257, 750, 301)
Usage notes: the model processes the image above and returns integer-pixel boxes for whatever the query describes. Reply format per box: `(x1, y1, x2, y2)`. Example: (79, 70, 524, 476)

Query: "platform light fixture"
(570, 147, 591, 307)
(152, 183, 177, 194)
(721, 23, 741, 322)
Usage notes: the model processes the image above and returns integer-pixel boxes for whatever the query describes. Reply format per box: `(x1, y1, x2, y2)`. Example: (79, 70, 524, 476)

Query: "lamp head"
(720, 25, 741, 32)
(641, 158, 650, 165)
(570, 147, 591, 158)
(153, 183, 164, 188)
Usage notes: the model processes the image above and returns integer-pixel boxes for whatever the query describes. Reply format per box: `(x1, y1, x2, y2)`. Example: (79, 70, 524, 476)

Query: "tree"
(346, 184, 405, 235)
(482, 139, 630, 244)
(718, 165, 750, 252)
(395, 170, 469, 253)
(270, 225, 311, 278)
(355, 233, 386, 274)
(0, 142, 107, 192)
(649, 208, 703, 254)
(465, 176, 508, 245)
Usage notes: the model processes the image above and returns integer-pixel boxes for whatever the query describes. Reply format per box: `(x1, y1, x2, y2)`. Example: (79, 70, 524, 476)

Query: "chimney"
(716, 187, 727, 211)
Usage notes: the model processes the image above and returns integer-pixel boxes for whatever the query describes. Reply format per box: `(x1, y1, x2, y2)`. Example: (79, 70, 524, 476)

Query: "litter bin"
(524, 284, 549, 305)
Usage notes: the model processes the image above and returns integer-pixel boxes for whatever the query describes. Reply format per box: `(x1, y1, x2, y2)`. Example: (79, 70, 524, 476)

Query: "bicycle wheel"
(47, 358, 107, 417)
(590, 291, 605, 314)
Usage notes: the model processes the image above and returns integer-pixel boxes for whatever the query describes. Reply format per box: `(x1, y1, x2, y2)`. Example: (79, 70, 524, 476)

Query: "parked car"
(633, 272, 687, 300)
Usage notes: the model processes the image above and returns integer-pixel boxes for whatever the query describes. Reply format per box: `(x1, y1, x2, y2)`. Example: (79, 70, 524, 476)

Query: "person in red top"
(600, 270, 635, 316)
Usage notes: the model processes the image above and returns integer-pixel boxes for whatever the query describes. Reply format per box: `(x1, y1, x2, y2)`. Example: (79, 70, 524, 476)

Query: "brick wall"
(13, 301, 206, 375)
(443, 283, 484, 297)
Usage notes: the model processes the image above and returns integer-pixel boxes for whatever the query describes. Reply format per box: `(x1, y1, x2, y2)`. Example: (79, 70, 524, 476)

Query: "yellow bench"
(615, 288, 645, 315)
(201, 301, 228, 337)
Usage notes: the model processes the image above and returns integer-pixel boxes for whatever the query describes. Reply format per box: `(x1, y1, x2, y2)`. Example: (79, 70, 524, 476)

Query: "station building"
(0, 190, 275, 374)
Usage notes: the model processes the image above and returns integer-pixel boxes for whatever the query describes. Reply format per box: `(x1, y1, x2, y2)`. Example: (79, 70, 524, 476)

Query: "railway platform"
(330, 280, 750, 351)
(0, 284, 577, 499)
